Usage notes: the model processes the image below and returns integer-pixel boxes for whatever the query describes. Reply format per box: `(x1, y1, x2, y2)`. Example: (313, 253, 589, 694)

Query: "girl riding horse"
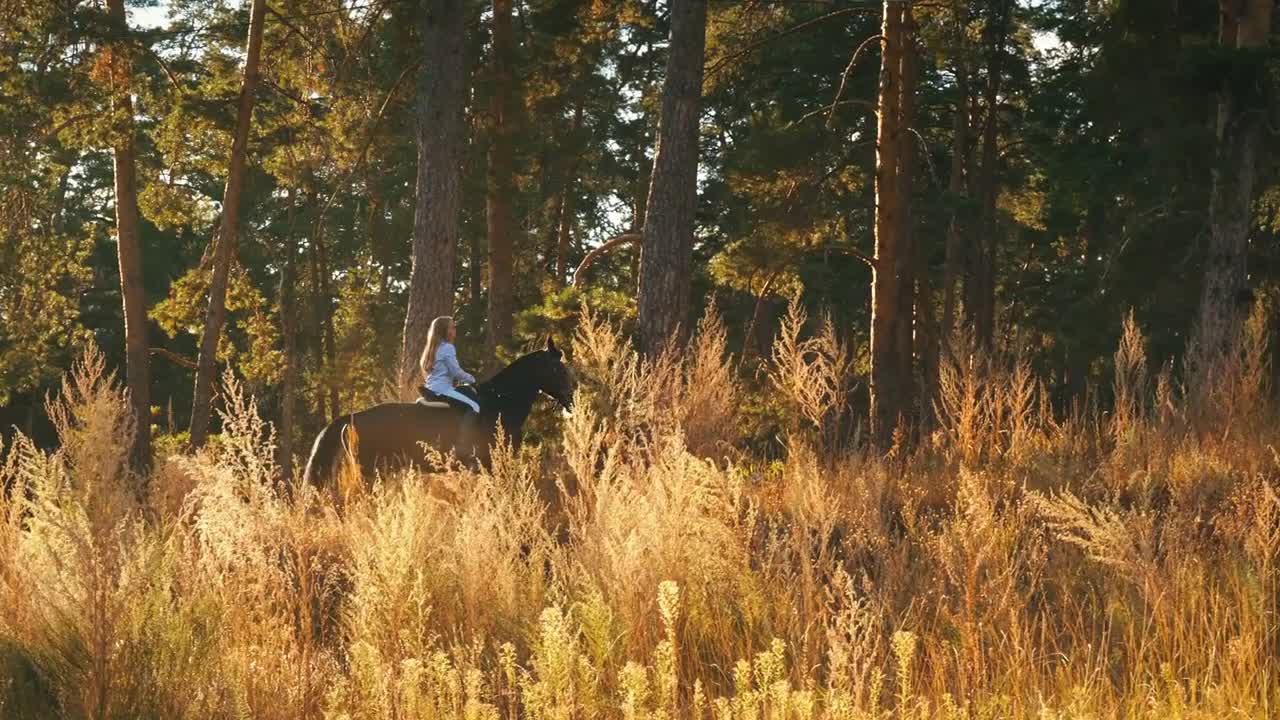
(419, 316, 480, 458)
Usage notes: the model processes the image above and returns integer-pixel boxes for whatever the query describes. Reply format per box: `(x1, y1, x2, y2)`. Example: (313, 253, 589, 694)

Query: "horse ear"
(546, 335, 560, 356)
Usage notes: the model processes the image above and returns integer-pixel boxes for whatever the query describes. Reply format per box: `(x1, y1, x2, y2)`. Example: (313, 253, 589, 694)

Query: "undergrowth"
(1, 308, 1277, 719)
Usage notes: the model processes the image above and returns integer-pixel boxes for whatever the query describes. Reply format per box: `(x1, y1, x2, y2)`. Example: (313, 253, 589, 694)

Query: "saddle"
(416, 386, 470, 411)
(417, 385, 481, 461)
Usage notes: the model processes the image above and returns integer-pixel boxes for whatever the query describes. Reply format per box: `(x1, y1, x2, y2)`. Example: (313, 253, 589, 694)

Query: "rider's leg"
(432, 388, 480, 460)
(434, 387, 479, 413)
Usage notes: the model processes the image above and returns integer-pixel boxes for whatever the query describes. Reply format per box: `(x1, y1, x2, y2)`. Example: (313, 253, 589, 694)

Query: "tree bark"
(278, 235, 298, 485)
(485, 0, 516, 366)
(307, 222, 328, 421)
(941, 59, 970, 348)
(189, 0, 267, 449)
(869, 0, 916, 448)
(400, 0, 468, 392)
(964, 0, 1011, 351)
(556, 99, 586, 283)
(366, 176, 390, 302)
(318, 235, 339, 417)
(106, 0, 151, 468)
(1194, 0, 1273, 362)
(541, 139, 566, 278)
(894, 7, 919, 425)
(637, 0, 707, 357)
(916, 239, 939, 429)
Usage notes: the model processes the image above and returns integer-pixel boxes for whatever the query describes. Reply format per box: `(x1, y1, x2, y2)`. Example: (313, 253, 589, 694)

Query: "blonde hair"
(420, 316, 454, 375)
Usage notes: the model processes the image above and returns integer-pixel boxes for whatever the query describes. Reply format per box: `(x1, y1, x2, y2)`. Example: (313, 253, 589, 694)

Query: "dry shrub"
(678, 309, 739, 459)
(1186, 298, 1273, 441)
(570, 303, 740, 461)
(767, 297, 857, 455)
(1113, 310, 1150, 442)
(935, 330, 1049, 472)
(0, 344, 214, 718)
(175, 372, 348, 718)
(3, 313, 1280, 719)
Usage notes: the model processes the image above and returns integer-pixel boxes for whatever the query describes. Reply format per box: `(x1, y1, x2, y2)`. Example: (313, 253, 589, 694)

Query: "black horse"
(302, 338, 573, 488)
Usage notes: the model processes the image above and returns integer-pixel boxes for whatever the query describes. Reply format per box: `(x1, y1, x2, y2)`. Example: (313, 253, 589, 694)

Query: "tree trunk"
(189, 0, 267, 449)
(869, 0, 916, 448)
(941, 60, 970, 347)
(400, 0, 468, 391)
(278, 237, 298, 485)
(366, 176, 390, 302)
(106, 0, 151, 468)
(318, 235, 340, 418)
(307, 225, 328, 421)
(469, 229, 484, 309)
(485, 0, 516, 366)
(916, 239, 939, 429)
(556, 190, 577, 284)
(965, 0, 1011, 351)
(541, 142, 565, 278)
(638, 0, 707, 357)
(556, 99, 586, 283)
(894, 7, 919, 426)
(1194, 0, 1273, 362)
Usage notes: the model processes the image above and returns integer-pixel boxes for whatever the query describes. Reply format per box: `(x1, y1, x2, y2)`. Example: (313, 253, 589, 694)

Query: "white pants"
(430, 386, 479, 413)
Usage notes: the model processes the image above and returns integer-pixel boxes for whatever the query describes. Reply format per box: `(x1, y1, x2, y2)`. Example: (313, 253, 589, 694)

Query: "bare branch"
(705, 7, 878, 77)
(796, 99, 878, 125)
(572, 231, 643, 288)
(826, 34, 885, 128)
(822, 244, 876, 269)
(150, 347, 197, 370)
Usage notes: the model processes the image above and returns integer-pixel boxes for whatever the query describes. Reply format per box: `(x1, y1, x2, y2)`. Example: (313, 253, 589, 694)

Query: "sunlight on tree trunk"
(1194, 0, 1273, 367)
(401, 0, 468, 393)
(555, 100, 586, 285)
(486, 0, 517, 368)
(965, 0, 1011, 351)
(869, 0, 916, 448)
(941, 56, 970, 348)
(189, 0, 266, 449)
(638, 0, 707, 357)
(278, 238, 297, 485)
(106, 0, 151, 467)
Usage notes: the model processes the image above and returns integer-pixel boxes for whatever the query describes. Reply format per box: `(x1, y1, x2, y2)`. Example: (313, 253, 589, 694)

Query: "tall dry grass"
(1, 310, 1277, 719)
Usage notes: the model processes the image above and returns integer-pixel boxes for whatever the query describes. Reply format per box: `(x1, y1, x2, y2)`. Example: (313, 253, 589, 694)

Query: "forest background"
(4, 2, 1280, 718)
(6, 0, 1278, 460)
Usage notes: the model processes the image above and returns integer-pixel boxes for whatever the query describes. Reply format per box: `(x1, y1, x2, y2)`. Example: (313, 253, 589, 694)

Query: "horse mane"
(479, 349, 547, 395)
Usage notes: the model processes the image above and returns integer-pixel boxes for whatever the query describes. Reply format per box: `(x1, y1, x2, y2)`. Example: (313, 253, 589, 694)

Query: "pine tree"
(190, 0, 269, 449)
(870, 0, 917, 447)
(1194, 0, 1273, 366)
(105, 0, 152, 466)
(486, 0, 518, 366)
(638, 0, 708, 356)
(401, 0, 469, 391)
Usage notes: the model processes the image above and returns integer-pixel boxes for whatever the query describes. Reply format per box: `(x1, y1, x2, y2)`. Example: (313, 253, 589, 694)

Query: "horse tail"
(302, 416, 349, 489)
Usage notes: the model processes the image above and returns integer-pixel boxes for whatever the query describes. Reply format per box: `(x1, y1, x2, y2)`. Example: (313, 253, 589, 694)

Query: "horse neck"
(478, 360, 540, 435)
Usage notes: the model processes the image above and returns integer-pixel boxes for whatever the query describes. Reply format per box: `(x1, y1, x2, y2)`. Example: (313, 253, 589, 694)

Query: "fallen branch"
(572, 231, 643, 288)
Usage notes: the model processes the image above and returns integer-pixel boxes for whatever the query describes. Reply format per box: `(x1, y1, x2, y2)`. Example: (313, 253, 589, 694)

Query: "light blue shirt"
(425, 342, 476, 394)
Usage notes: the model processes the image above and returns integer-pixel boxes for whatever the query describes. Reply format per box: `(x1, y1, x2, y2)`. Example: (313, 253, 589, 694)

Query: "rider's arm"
(439, 344, 476, 386)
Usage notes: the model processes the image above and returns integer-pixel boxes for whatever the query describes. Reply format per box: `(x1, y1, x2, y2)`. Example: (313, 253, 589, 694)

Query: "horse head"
(533, 336, 574, 411)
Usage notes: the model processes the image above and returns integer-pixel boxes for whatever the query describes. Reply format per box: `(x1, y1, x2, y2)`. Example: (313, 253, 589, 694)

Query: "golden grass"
(1, 312, 1277, 719)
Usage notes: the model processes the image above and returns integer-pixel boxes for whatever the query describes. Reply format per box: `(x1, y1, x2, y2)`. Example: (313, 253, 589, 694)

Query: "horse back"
(302, 402, 456, 489)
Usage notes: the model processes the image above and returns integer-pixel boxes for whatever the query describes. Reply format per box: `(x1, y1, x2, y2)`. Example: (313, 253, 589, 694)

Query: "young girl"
(420, 316, 480, 414)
